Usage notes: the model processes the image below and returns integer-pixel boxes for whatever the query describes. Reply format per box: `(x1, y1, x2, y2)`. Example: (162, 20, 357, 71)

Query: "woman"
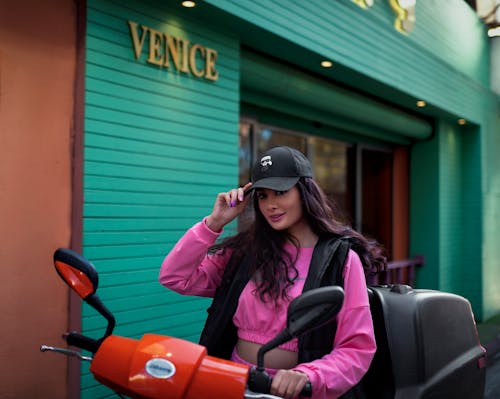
(159, 146, 386, 398)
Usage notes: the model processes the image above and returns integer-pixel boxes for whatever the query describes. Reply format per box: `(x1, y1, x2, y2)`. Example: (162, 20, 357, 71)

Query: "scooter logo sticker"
(145, 358, 176, 379)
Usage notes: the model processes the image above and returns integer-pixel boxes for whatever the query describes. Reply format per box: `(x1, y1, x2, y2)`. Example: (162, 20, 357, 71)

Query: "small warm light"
(416, 100, 426, 108)
(458, 118, 467, 125)
(321, 60, 333, 68)
(181, 1, 196, 7)
(397, 0, 416, 7)
(488, 26, 500, 38)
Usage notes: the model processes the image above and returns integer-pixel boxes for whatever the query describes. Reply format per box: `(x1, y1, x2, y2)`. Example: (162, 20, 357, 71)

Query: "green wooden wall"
(80, 0, 500, 396)
(240, 50, 432, 145)
(202, 0, 500, 320)
(82, 0, 239, 396)
(205, 0, 490, 119)
(411, 122, 482, 317)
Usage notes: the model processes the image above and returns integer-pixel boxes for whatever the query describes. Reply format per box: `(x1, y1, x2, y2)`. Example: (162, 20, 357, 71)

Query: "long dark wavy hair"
(209, 177, 387, 303)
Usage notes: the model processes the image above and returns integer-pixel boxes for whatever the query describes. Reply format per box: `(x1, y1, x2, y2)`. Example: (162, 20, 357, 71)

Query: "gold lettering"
(147, 28, 164, 66)
(165, 33, 181, 70)
(128, 21, 218, 81)
(389, 0, 416, 34)
(179, 37, 190, 73)
(189, 44, 206, 78)
(128, 21, 148, 60)
(205, 48, 219, 81)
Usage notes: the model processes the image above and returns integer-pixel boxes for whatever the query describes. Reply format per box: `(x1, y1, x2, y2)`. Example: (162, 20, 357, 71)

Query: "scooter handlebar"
(64, 331, 101, 353)
(247, 367, 312, 397)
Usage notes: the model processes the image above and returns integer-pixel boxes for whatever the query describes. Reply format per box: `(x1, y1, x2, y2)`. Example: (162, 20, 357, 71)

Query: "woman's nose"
(264, 198, 277, 210)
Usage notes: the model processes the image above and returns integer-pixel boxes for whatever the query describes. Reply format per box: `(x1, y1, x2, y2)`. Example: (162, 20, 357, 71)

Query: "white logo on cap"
(261, 156, 272, 167)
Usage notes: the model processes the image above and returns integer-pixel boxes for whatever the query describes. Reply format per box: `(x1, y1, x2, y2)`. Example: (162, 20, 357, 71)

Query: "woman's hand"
(205, 182, 253, 232)
(271, 369, 309, 399)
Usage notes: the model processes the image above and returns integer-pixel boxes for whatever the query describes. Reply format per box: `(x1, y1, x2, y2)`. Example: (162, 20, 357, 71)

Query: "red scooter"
(41, 248, 344, 399)
(42, 248, 487, 398)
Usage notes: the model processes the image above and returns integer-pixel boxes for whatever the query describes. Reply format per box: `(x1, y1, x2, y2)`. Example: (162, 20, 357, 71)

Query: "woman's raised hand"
(205, 182, 253, 232)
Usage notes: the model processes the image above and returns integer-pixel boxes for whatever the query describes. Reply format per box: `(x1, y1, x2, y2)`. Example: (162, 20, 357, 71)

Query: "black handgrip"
(64, 331, 101, 353)
(301, 382, 312, 397)
(248, 367, 312, 397)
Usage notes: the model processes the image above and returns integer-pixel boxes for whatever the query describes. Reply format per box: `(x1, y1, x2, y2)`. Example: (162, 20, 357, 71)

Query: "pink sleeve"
(158, 218, 232, 298)
(293, 250, 376, 399)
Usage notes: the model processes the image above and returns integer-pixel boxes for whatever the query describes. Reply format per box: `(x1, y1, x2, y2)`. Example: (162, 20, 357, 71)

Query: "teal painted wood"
(240, 50, 432, 143)
(206, 0, 493, 123)
(460, 126, 483, 318)
(437, 122, 464, 294)
(240, 102, 394, 147)
(82, 0, 239, 396)
(411, 121, 483, 319)
(205, 0, 500, 321)
(410, 135, 441, 290)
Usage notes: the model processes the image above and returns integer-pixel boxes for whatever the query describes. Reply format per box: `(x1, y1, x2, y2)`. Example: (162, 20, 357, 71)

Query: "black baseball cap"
(250, 146, 313, 191)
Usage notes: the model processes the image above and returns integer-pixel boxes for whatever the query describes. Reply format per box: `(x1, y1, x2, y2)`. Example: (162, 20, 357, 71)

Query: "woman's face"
(256, 186, 306, 233)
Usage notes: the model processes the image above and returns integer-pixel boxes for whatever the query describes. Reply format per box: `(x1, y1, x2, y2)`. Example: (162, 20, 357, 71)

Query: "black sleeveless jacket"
(198, 235, 350, 362)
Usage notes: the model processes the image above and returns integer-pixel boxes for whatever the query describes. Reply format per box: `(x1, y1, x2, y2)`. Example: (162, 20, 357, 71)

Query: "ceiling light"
(416, 100, 426, 108)
(181, 1, 196, 7)
(321, 60, 333, 68)
(458, 118, 467, 125)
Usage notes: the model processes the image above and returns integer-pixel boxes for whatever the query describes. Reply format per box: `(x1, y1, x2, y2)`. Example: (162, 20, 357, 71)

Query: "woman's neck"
(287, 220, 318, 248)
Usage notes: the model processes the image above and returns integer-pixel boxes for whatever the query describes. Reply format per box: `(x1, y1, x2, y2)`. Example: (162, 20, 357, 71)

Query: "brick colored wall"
(0, 0, 77, 398)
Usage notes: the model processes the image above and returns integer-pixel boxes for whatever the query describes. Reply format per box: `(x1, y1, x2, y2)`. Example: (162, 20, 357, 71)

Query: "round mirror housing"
(53, 248, 98, 300)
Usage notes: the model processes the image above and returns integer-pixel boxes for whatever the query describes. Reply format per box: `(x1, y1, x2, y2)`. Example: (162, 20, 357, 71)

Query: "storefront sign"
(128, 21, 219, 81)
(350, 0, 416, 34)
(389, 0, 416, 34)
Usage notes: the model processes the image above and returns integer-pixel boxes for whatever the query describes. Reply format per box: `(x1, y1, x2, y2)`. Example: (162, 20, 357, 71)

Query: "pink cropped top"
(234, 243, 312, 351)
(159, 218, 376, 399)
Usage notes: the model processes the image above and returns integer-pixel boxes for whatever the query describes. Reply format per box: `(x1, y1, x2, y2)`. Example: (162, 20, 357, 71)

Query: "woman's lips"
(269, 213, 284, 223)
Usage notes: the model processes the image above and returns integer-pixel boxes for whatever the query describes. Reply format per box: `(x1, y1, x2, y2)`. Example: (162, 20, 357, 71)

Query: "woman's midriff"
(236, 339, 298, 369)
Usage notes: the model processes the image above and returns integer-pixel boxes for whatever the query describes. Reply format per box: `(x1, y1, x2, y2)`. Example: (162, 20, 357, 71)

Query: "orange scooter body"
(90, 334, 249, 399)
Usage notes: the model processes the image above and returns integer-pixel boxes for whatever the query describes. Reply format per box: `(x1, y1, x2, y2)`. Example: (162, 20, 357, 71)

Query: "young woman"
(159, 146, 386, 398)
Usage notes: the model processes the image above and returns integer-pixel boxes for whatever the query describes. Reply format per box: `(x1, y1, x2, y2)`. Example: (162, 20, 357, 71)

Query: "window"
(238, 117, 405, 261)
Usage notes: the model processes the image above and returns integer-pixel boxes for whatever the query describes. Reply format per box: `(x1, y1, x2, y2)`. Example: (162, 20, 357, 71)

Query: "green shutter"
(83, 0, 239, 397)
(241, 50, 432, 145)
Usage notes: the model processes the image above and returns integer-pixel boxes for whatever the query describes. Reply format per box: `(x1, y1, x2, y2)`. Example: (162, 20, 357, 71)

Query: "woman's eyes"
(256, 190, 287, 199)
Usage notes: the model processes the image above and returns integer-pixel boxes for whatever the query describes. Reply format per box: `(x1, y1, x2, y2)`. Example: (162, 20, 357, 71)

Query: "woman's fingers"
(271, 369, 308, 398)
(225, 184, 252, 207)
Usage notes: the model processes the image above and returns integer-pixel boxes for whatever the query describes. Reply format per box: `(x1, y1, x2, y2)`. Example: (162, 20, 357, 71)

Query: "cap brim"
(250, 176, 300, 192)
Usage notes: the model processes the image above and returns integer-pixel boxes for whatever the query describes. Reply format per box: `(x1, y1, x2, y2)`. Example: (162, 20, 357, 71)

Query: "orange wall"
(0, 1, 77, 398)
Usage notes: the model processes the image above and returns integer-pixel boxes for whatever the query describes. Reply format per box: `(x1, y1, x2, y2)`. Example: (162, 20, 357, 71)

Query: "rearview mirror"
(287, 285, 344, 337)
(53, 248, 115, 339)
(53, 248, 98, 300)
(256, 286, 344, 368)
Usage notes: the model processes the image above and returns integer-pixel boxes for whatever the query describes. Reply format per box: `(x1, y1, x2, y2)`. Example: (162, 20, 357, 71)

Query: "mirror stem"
(256, 329, 293, 370)
(85, 294, 116, 338)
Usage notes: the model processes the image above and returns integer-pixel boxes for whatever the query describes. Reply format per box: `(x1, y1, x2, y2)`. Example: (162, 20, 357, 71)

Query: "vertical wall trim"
(392, 147, 409, 260)
(69, 0, 86, 397)
(355, 145, 362, 231)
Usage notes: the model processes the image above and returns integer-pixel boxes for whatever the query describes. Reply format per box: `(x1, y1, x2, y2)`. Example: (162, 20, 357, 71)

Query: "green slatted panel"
(205, 0, 491, 123)
(82, 0, 239, 397)
(240, 50, 432, 144)
(438, 122, 464, 294)
(204, 0, 499, 320)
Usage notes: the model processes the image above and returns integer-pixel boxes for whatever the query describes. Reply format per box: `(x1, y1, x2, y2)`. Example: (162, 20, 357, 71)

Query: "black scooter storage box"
(359, 285, 487, 399)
